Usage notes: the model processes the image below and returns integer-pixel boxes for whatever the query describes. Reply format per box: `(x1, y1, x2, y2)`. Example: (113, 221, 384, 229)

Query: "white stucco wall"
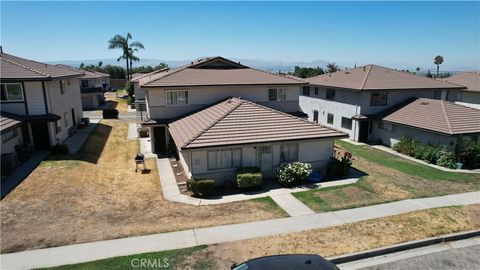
(24, 81, 46, 115)
(1, 127, 23, 155)
(134, 82, 145, 100)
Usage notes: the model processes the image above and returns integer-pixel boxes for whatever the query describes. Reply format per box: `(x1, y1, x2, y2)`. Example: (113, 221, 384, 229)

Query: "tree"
(434, 55, 444, 78)
(79, 63, 85, 69)
(416, 67, 420, 73)
(326, 63, 340, 73)
(108, 33, 144, 80)
(98, 61, 103, 67)
(426, 69, 433, 78)
(291, 66, 325, 78)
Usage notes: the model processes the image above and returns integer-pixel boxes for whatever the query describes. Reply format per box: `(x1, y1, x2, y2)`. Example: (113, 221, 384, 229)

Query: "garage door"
(82, 96, 93, 109)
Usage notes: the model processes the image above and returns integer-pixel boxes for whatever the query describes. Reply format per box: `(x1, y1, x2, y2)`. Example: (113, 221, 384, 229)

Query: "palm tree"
(108, 33, 144, 80)
(434, 55, 444, 78)
(326, 63, 340, 73)
(128, 48, 141, 76)
(416, 67, 420, 73)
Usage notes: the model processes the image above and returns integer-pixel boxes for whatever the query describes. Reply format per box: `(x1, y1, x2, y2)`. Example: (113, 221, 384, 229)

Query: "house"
(1, 52, 84, 157)
(138, 56, 308, 152)
(371, 98, 480, 149)
(442, 72, 480, 109)
(169, 97, 346, 184)
(56, 65, 110, 109)
(299, 65, 466, 142)
(131, 69, 168, 113)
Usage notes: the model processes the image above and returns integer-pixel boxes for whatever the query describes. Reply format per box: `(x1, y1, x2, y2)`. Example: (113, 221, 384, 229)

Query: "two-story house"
(138, 56, 346, 184)
(299, 65, 466, 143)
(1, 52, 84, 157)
(442, 72, 480, 110)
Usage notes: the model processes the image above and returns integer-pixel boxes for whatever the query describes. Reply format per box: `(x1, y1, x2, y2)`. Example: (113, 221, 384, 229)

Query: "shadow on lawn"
(44, 123, 112, 164)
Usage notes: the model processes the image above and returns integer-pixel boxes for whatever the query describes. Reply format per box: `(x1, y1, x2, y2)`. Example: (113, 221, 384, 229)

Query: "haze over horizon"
(1, 1, 479, 71)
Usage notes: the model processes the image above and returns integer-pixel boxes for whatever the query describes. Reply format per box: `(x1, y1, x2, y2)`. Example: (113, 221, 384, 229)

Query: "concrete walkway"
(64, 120, 99, 154)
(2, 191, 479, 269)
(127, 123, 138, 141)
(271, 193, 315, 216)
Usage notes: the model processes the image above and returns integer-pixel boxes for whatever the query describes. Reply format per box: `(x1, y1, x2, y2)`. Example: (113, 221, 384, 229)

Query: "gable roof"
(307, 65, 465, 91)
(54, 64, 110, 79)
(168, 97, 346, 149)
(0, 112, 23, 134)
(442, 72, 480, 93)
(131, 68, 169, 83)
(0, 53, 83, 81)
(139, 56, 306, 87)
(374, 98, 480, 135)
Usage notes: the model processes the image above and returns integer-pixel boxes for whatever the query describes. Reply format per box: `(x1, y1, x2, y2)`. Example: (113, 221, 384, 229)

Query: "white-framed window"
(341, 117, 352, 130)
(370, 91, 388, 106)
(327, 113, 334, 124)
(59, 80, 66, 95)
(207, 149, 241, 170)
(2, 129, 18, 143)
(166, 90, 189, 106)
(268, 88, 287, 101)
(378, 121, 394, 132)
(280, 144, 299, 163)
(1, 83, 24, 102)
(64, 112, 69, 127)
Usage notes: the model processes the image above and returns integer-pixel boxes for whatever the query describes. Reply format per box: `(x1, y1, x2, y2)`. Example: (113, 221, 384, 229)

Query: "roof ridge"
(439, 100, 454, 135)
(360, 65, 373, 90)
(1, 55, 51, 78)
(182, 98, 243, 148)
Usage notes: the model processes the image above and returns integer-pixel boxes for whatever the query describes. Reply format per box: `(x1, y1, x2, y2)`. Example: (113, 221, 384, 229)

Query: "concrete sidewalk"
(2, 191, 479, 269)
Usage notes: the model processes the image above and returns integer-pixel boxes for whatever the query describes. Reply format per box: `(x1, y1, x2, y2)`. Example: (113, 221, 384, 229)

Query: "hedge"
(236, 167, 262, 189)
(187, 179, 215, 197)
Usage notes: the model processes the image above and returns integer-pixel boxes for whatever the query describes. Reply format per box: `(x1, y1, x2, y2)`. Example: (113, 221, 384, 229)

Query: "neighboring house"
(0, 52, 83, 156)
(371, 98, 480, 149)
(169, 97, 346, 184)
(442, 72, 480, 109)
(131, 69, 168, 113)
(300, 65, 466, 141)
(56, 65, 110, 109)
(138, 56, 307, 153)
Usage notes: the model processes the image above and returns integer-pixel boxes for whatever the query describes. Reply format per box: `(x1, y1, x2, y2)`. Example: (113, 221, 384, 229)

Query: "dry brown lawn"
(0, 120, 286, 253)
(186, 204, 480, 269)
(104, 92, 128, 112)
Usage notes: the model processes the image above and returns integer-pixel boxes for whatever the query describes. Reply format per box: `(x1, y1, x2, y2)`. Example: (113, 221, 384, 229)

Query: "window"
(207, 149, 241, 170)
(326, 89, 336, 100)
(81, 80, 89, 88)
(56, 120, 62, 133)
(327, 113, 334, 124)
(1, 83, 24, 101)
(302, 86, 310, 96)
(64, 112, 69, 127)
(268, 88, 287, 101)
(313, 110, 319, 123)
(378, 121, 394, 132)
(2, 129, 18, 143)
(59, 80, 66, 95)
(166, 90, 189, 105)
(314, 87, 319, 95)
(370, 91, 388, 106)
(280, 144, 299, 163)
(341, 117, 352, 130)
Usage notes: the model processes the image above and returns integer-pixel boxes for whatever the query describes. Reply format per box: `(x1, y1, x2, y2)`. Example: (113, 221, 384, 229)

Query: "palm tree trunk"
(130, 58, 133, 80)
(436, 65, 439, 78)
(125, 57, 129, 81)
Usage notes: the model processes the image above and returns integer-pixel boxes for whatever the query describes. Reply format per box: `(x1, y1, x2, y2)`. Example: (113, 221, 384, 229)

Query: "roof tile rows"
(442, 72, 480, 93)
(169, 97, 347, 149)
(0, 112, 23, 134)
(55, 64, 110, 79)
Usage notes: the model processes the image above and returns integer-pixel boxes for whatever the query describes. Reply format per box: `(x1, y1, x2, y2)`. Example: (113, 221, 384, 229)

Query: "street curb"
(328, 229, 480, 265)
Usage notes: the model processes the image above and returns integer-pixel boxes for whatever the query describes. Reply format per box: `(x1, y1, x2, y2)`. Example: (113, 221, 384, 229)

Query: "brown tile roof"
(442, 72, 480, 93)
(307, 65, 465, 90)
(54, 64, 110, 79)
(139, 57, 306, 87)
(131, 68, 169, 83)
(0, 112, 23, 134)
(374, 98, 480, 135)
(168, 97, 347, 149)
(1, 53, 83, 80)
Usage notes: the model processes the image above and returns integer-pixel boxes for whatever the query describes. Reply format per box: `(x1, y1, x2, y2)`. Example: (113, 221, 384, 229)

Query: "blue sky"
(1, 1, 479, 70)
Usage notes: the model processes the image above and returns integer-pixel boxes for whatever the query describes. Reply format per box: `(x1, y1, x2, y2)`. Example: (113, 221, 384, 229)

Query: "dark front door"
(358, 121, 369, 142)
(153, 126, 167, 153)
(30, 122, 51, 150)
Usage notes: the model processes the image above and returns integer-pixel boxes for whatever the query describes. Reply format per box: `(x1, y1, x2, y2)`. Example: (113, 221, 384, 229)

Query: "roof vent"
(420, 102, 429, 106)
(345, 71, 350, 74)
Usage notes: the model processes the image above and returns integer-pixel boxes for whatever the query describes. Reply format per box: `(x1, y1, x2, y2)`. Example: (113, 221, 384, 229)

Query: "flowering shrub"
(327, 150, 353, 177)
(436, 151, 457, 169)
(276, 162, 312, 187)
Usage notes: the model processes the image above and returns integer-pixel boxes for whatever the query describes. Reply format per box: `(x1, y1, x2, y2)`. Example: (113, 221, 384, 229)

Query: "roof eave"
(141, 82, 307, 88)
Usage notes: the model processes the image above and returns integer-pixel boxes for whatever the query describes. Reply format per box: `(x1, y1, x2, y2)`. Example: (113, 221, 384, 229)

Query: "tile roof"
(307, 65, 465, 90)
(1, 53, 83, 80)
(131, 68, 169, 83)
(374, 98, 480, 135)
(55, 64, 110, 79)
(0, 112, 23, 134)
(139, 56, 306, 87)
(168, 97, 347, 149)
(442, 72, 480, 93)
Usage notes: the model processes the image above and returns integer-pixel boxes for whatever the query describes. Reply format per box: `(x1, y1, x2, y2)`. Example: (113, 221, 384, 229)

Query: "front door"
(358, 121, 369, 142)
(30, 122, 51, 150)
(257, 146, 272, 178)
(153, 126, 167, 153)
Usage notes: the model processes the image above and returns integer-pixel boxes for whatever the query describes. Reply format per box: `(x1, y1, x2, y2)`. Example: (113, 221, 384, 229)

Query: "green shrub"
(421, 144, 443, 164)
(276, 162, 311, 187)
(437, 151, 457, 169)
(127, 96, 135, 105)
(187, 179, 215, 197)
(51, 143, 69, 155)
(393, 136, 420, 156)
(236, 167, 262, 189)
(327, 151, 353, 177)
(126, 80, 135, 98)
(456, 136, 480, 169)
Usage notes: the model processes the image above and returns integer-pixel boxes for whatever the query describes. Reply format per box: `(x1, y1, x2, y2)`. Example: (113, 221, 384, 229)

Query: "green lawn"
(293, 141, 480, 213)
(38, 246, 210, 270)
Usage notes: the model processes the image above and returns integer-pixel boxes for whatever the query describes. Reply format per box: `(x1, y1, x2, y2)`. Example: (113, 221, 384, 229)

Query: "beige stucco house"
(442, 72, 480, 109)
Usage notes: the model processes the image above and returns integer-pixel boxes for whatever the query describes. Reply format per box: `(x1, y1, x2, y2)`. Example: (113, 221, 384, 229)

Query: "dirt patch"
(0, 120, 286, 253)
(189, 204, 480, 269)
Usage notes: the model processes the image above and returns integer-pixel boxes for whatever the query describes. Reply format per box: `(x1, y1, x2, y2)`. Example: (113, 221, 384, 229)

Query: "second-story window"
(59, 80, 66, 95)
(326, 89, 336, 100)
(1, 83, 24, 102)
(370, 91, 388, 106)
(81, 80, 89, 88)
(166, 90, 189, 106)
(302, 86, 310, 96)
(314, 87, 319, 95)
(268, 88, 286, 101)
